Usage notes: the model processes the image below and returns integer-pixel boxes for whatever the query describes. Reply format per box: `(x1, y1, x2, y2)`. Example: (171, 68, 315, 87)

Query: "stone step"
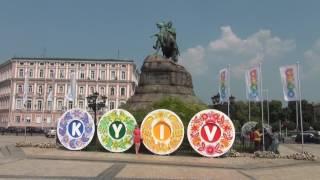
(7, 145, 25, 158)
(0, 145, 25, 158)
(0, 146, 11, 158)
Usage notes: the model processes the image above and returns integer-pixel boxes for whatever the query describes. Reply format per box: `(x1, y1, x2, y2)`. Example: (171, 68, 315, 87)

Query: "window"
(28, 85, 33, 93)
(17, 85, 23, 93)
(48, 85, 53, 93)
(16, 116, 21, 123)
(46, 117, 51, 124)
(39, 69, 44, 78)
(100, 71, 105, 80)
(79, 101, 84, 109)
(101, 64, 105, 67)
(111, 71, 116, 80)
(110, 87, 115, 96)
(69, 70, 75, 78)
(80, 71, 85, 79)
(58, 86, 64, 93)
(57, 100, 63, 110)
(120, 101, 126, 107)
(91, 64, 95, 67)
(36, 116, 41, 124)
(90, 87, 95, 94)
(26, 117, 31, 123)
(120, 87, 126, 96)
(50, 70, 55, 78)
(19, 69, 24, 78)
(79, 87, 84, 95)
(37, 100, 42, 110)
(27, 100, 32, 110)
(121, 64, 126, 68)
(121, 71, 126, 80)
(109, 101, 115, 110)
(40, 63, 44, 66)
(68, 101, 73, 109)
(59, 69, 65, 79)
(100, 87, 105, 95)
(81, 64, 85, 67)
(38, 85, 43, 94)
(20, 62, 24, 65)
(30, 62, 34, 66)
(111, 64, 116, 68)
(29, 69, 33, 78)
(70, 64, 74, 67)
(47, 101, 52, 110)
(90, 71, 95, 80)
(50, 63, 54, 66)
(60, 63, 64, 66)
(16, 99, 22, 109)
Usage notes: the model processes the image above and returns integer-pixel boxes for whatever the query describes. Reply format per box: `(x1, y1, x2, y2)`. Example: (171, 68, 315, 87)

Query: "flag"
(65, 72, 76, 101)
(219, 68, 229, 103)
(245, 65, 261, 101)
(280, 64, 299, 101)
(23, 68, 29, 107)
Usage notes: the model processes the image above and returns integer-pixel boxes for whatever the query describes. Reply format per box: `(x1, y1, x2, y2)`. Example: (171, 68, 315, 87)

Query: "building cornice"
(9, 57, 134, 64)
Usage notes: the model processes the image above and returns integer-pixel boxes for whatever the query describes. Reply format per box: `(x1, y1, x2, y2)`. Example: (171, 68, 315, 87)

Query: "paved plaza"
(0, 135, 320, 179)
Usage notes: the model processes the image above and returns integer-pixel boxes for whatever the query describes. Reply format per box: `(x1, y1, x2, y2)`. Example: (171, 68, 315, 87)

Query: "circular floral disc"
(187, 109, 235, 157)
(141, 109, 184, 155)
(57, 108, 95, 151)
(97, 109, 137, 152)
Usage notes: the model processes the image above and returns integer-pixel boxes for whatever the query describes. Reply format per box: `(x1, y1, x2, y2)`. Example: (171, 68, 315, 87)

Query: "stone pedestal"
(126, 55, 203, 110)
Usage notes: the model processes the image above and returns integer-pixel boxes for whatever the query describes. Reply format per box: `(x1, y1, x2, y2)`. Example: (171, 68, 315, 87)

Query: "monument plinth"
(126, 55, 203, 110)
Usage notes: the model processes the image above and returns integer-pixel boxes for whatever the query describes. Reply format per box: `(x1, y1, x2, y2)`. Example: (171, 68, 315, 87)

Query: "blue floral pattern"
(57, 108, 95, 150)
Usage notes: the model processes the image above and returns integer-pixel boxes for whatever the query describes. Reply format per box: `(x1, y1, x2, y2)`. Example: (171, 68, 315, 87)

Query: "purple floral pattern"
(57, 108, 95, 150)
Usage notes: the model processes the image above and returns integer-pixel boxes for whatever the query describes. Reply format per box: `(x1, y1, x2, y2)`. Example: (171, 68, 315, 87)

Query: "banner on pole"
(65, 72, 77, 102)
(47, 90, 53, 102)
(23, 68, 29, 107)
(245, 66, 261, 101)
(280, 64, 299, 101)
(219, 68, 229, 103)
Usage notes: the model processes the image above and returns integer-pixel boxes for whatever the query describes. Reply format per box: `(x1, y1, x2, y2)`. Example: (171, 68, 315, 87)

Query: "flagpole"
(23, 67, 29, 143)
(260, 62, 265, 151)
(296, 100, 299, 133)
(227, 64, 231, 117)
(248, 100, 251, 122)
(297, 62, 304, 153)
(266, 89, 270, 125)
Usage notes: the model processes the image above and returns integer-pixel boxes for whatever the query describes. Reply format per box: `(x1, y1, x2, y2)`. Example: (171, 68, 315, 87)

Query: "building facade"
(0, 57, 138, 129)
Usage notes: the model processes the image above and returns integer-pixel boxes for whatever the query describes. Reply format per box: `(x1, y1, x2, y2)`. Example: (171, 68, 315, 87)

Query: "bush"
(122, 96, 208, 127)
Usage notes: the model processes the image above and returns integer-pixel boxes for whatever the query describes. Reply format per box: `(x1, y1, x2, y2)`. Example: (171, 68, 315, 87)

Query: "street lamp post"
(86, 92, 107, 150)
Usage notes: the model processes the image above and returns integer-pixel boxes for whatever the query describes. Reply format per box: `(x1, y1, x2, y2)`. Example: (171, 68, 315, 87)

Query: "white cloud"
(209, 26, 295, 57)
(304, 39, 320, 77)
(179, 45, 206, 74)
(180, 26, 295, 77)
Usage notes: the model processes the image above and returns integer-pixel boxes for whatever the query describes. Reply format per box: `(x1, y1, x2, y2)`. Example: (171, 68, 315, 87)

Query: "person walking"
(271, 131, 280, 154)
(254, 126, 262, 151)
(133, 125, 142, 154)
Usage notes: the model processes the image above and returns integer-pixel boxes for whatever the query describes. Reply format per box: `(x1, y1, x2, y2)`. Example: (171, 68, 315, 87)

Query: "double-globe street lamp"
(86, 92, 107, 150)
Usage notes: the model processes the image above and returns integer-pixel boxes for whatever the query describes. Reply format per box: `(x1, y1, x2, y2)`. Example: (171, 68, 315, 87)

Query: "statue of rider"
(152, 21, 180, 62)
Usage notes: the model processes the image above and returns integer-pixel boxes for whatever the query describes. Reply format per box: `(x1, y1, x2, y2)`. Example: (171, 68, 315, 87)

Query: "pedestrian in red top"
(133, 125, 141, 154)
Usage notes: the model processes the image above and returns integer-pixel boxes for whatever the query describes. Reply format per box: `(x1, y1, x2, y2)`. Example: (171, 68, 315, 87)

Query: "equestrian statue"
(152, 21, 180, 63)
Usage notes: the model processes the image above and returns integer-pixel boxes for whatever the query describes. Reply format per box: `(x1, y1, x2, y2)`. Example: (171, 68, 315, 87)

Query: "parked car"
(295, 131, 320, 144)
(45, 129, 56, 138)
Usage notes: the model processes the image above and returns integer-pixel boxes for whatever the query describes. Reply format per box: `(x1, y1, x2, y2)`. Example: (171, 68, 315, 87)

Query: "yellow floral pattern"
(141, 109, 184, 155)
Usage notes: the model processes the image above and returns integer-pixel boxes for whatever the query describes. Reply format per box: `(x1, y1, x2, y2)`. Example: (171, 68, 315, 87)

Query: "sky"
(0, 0, 320, 104)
